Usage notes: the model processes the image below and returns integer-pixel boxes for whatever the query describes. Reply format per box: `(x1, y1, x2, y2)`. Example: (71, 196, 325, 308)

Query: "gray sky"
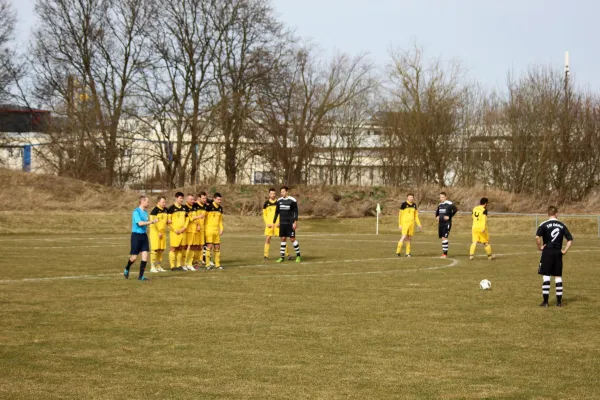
(11, 0, 600, 90)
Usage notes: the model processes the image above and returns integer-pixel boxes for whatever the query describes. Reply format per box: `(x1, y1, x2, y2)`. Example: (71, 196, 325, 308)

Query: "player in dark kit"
(536, 206, 573, 307)
(273, 186, 301, 263)
(435, 192, 458, 258)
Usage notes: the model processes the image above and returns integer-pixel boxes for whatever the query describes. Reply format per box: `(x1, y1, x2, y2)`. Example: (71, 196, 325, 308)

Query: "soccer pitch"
(1, 221, 600, 399)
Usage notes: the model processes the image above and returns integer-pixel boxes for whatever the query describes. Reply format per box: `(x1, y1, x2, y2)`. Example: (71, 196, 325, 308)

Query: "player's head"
(157, 196, 166, 208)
(139, 195, 149, 208)
(547, 206, 558, 217)
(186, 193, 195, 205)
(175, 191, 184, 205)
(197, 191, 207, 203)
(214, 192, 222, 205)
(480, 197, 489, 207)
(268, 188, 276, 200)
(407, 193, 414, 203)
(439, 192, 447, 202)
(280, 186, 289, 197)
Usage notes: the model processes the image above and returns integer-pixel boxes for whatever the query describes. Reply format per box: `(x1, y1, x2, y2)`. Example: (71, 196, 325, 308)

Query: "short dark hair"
(269, 188, 276, 193)
(440, 191, 447, 197)
(138, 195, 148, 204)
(547, 206, 558, 216)
(197, 191, 207, 197)
(480, 197, 488, 205)
(407, 193, 414, 197)
(175, 191, 184, 198)
(157, 196, 166, 202)
(214, 192, 222, 198)
(280, 186, 289, 192)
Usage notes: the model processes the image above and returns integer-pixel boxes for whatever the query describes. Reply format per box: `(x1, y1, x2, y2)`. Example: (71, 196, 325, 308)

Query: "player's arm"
(435, 207, 440, 222)
(451, 204, 458, 218)
(273, 202, 280, 225)
(219, 212, 224, 234)
(134, 209, 157, 227)
(263, 203, 271, 227)
(562, 227, 574, 254)
(291, 201, 299, 227)
(481, 209, 488, 232)
(149, 210, 158, 233)
(415, 207, 421, 228)
(398, 209, 402, 229)
(535, 225, 544, 250)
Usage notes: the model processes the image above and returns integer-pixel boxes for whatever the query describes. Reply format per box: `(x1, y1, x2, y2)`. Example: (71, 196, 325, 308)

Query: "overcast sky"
(11, 0, 600, 90)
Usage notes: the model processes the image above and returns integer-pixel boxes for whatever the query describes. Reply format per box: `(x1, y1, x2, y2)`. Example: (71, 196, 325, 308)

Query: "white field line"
(3, 249, 599, 284)
(0, 255, 456, 284)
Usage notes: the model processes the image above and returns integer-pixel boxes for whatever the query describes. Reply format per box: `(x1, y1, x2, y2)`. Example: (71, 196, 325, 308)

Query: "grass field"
(1, 218, 600, 399)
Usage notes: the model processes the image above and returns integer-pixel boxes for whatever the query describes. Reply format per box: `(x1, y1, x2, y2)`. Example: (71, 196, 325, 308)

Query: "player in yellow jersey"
(149, 196, 168, 273)
(191, 191, 208, 268)
(183, 194, 199, 271)
(205, 192, 224, 270)
(167, 192, 188, 271)
(396, 193, 422, 257)
(262, 188, 289, 261)
(470, 197, 495, 260)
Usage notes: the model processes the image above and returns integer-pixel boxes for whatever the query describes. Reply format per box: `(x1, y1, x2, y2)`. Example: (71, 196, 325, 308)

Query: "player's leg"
(396, 234, 406, 256)
(214, 244, 222, 269)
(264, 234, 272, 260)
(138, 246, 149, 281)
(482, 230, 494, 259)
(276, 236, 287, 262)
(124, 233, 140, 279)
(539, 250, 552, 307)
(440, 226, 449, 258)
(555, 276, 563, 306)
(149, 232, 158, 272)
(469, 230, 478, 260)
(291, 230, 301, 262)
(205, 243, 213, 269)
(405, 235, 412, 257)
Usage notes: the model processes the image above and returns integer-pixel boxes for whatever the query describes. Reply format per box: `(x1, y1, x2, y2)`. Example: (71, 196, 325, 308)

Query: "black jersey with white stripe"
(273, 196, 298, 225)
(435, 201, 458, 225)
(536, 219, 573, 250)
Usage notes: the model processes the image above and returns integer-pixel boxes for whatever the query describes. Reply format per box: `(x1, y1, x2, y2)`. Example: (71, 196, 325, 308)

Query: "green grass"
(1, 219, 600, 399)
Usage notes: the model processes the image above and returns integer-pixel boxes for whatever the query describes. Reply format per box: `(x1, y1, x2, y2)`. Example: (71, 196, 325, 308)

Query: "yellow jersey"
(185, 202, 200, 233)
(149, 205, 168, 234)
(262, 199, 279, 226)
(399, 201, 421, 227)
(167, 203, 188, 231)
(194, 201, 207, 231)
(205, 201, 224, 232)
(472, 205, 488, 231)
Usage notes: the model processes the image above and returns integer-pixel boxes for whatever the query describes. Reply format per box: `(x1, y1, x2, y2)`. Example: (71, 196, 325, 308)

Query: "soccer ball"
(479, 279, 492, 290)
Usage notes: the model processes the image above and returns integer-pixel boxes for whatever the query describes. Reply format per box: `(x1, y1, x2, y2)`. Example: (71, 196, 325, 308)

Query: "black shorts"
(279, 223, 296, 239)
(438, 223, 452, 239)
(538, 249, 563, 276)
(130, 233, 150, 255)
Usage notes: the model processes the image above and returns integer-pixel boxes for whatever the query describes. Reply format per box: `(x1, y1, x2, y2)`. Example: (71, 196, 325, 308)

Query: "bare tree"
(0, 0, 19, 103)
(210, 0, 287, 183)
(255, 48, 374, 185)
(138, 0, 226, 188)
(379, 45, 464, 187)
(28, 0, 155, 186)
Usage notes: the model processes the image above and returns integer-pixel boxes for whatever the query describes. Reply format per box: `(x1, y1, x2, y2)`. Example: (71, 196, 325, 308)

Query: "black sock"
(556, 280, 563, 304)
(125, 259, 134, 271)
(543, 294, 549, 303)
(542, 279, 550, 303)
(139, 261, 147, 278)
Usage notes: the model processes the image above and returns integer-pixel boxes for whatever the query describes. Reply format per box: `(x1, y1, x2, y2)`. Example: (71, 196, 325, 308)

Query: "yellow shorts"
(472, 229, 490, 244)
(205, 230, 221, 245)
(264, 225, 280, 237)
(170, 231, 187, 248)
(149, 232, 166, 251)
(401, 224, 415, 236)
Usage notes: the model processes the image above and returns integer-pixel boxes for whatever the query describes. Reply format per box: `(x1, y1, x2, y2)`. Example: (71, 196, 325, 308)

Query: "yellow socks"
(396, 241, 403, 255)
(205, 248, 212, 266)
(469, 243, 477, 256)
(215, 249, 221, 267)
(150, 250, 157, 267)
(264, 243, 270, 258)
(406, 243, 411, 255)
(176, 250, 184, 268)
(485, 244, 493, 256)
(169, 250, 176, 269)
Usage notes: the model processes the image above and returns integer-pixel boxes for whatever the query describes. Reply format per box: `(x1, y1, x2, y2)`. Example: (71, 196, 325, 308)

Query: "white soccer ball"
(480, 279, 492, 290)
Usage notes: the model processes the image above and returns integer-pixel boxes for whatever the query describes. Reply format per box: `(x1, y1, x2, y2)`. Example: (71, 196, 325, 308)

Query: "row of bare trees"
(2, 0, 600, 201)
